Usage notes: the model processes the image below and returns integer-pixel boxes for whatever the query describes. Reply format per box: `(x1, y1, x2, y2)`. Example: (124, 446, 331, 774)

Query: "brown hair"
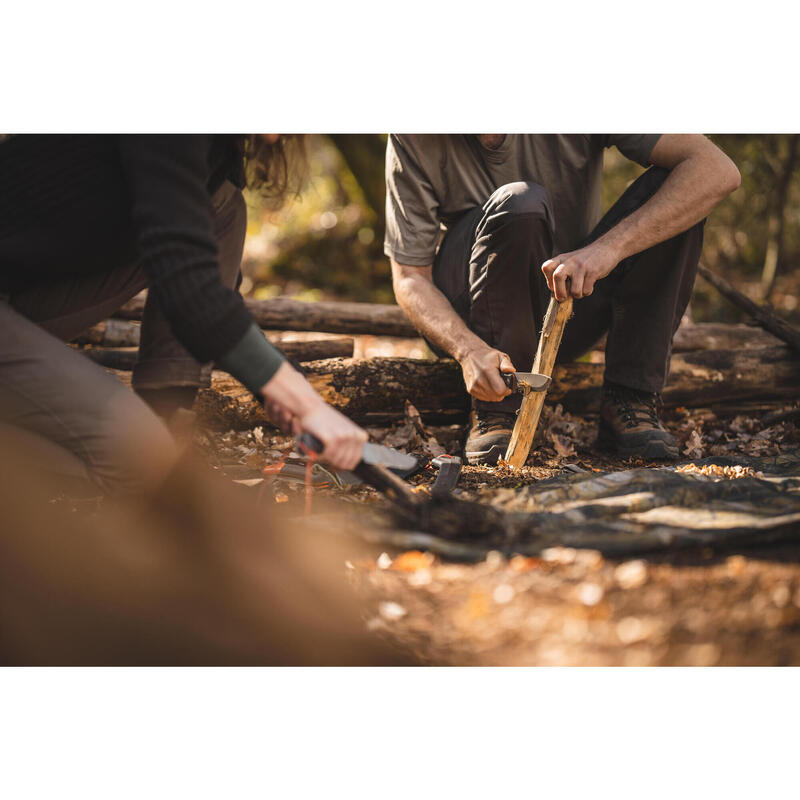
(241, 134, 308, 209)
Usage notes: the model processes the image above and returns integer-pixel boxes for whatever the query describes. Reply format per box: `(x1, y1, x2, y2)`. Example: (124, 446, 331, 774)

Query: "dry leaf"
(683, 429, 704, 459)
(551, 433, 576, 459)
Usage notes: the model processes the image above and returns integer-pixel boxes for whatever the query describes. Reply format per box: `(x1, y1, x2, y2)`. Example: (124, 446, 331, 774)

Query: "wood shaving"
(677, 463, 764, 479)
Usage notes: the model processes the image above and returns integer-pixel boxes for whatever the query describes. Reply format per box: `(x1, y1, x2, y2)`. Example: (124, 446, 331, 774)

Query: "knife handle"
(501, 373, 518, 392)
(297, 432, 324, 455)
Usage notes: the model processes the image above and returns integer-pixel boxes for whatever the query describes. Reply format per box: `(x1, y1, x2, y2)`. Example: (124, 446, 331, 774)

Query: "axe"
(504, 292, 574, 468)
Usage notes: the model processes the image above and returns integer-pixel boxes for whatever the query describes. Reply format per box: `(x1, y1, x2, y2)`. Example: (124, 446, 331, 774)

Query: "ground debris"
(677, 463, 764, 480)
(352, 548, 800, 666)
(189, 390, 800, 666)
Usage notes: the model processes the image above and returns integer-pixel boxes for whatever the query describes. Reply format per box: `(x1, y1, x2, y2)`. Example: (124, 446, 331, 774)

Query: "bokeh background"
(242, 134, 800, 326)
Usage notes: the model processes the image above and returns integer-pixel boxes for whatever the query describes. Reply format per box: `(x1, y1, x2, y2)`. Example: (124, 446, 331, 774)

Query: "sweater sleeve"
(117, 135, 285, 394)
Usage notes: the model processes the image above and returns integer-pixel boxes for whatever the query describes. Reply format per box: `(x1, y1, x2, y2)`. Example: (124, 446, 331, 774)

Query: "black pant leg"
(433, 181, 555, 412)
(558, 167, 704, 393)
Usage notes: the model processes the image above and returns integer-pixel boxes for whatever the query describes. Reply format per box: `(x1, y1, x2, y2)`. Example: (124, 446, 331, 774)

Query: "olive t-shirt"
(384, 133, 661, 265)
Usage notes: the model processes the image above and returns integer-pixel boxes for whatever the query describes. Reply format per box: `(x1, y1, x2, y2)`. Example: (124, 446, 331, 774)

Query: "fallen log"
(698, 264, 800, 352)
(671, 322, 782, 351)
(191, 346, 800, 430)
(115, 294, 418, 338)
(109, 292, 789, 353)
(82, 337, 355, 370)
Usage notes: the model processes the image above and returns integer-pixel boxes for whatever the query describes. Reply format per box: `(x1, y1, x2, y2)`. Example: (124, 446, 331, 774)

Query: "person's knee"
(488, 181, 552, 220)
(90, 393, 179, 496)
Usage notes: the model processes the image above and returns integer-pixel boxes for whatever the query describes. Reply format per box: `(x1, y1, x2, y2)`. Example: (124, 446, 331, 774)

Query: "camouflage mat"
(368, 450, 800, 560)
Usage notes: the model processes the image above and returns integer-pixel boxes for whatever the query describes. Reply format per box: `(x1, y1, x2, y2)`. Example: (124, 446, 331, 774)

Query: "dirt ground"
(196, 394, 800, 666)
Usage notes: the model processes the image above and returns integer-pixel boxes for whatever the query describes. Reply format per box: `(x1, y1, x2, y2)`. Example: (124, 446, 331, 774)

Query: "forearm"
(597, 141, 740, 263)
(543, 136, 741, 301)
(391, 260, 486, 360)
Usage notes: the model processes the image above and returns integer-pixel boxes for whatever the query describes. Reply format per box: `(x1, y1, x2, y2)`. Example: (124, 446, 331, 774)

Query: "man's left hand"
(542, 242, 620, 301)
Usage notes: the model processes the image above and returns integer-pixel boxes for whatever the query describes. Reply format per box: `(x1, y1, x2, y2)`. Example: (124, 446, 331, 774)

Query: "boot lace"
(476, 410, 514, 434)
(607, 385, 662, 430)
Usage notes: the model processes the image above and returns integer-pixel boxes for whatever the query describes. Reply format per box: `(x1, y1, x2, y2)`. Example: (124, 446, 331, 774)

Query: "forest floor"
(196, 388, 800, 666)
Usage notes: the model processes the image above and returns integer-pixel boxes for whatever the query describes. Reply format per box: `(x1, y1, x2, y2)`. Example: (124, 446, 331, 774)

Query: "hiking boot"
(597, 383, 679, 460)
(464, 406, 516, 465)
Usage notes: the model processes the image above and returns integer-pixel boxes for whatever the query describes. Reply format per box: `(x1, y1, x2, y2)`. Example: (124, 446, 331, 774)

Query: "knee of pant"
(488, 181, 552, 220)
(89, 396, 179, 496)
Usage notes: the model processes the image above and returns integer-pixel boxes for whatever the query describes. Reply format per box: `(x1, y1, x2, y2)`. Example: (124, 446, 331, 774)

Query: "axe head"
(502, 372, 551, 394)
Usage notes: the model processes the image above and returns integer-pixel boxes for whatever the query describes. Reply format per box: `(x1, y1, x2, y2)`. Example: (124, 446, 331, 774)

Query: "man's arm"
(542, 134, 741, 301)
(391, 259, 514, 402)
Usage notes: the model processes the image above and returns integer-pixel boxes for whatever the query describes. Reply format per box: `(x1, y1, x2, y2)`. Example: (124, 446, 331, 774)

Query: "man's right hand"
(390, 259, 516, 403)
(459, 346, 516, 403)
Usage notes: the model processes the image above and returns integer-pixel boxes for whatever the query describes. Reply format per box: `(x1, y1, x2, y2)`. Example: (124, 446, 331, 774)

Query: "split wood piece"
(81, 337, 355, 371)
(115, 292, 418, 338)
(505, 296, 574, 468)
(698, 264, 800, 353)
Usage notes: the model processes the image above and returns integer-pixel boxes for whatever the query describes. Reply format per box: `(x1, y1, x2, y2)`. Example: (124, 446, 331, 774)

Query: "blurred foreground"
(0, 430, 414, 666)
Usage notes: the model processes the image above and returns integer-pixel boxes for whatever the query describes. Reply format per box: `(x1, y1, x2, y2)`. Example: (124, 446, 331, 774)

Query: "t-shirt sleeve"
(383, 134, 441, 266)
(117, 134, 285, 394)
(601, 134, 662, 167)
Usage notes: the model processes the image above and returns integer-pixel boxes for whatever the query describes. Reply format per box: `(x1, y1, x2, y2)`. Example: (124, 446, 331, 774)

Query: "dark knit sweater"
(0, 134, 284, 393)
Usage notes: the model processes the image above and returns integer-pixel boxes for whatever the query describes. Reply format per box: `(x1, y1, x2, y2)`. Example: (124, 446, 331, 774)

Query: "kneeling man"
(385, 134, 740, 464)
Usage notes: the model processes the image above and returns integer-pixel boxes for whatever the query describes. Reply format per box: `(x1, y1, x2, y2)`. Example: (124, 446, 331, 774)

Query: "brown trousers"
(433, 168, 705, 411)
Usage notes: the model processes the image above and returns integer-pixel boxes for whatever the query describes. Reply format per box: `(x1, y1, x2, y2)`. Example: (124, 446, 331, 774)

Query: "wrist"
(454, 335, 490, 363)
(260, 362, 323, 418)
(594, 230, 628, 264)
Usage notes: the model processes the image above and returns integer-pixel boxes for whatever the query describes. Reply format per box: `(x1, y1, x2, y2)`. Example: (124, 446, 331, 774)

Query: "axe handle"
(504, 294, 573, 468)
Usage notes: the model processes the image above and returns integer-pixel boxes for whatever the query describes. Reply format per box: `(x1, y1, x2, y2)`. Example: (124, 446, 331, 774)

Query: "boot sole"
(464, 443, 507, 466)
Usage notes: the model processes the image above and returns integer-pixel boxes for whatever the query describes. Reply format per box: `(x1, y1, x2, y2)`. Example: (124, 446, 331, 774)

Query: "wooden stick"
(698, 264, 800, 353)
(505, 296, 573, 467)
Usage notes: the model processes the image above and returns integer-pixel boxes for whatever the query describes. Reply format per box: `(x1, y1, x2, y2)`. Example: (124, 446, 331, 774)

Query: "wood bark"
(188, 347, 800, 430)
(698, 264, 800, 353)
(114, 294, 418, 338)
(81, 337, 355, 370)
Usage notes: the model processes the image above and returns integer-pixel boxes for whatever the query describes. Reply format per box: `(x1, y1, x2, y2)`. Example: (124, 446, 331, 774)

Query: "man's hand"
(459, 345, 516, 403)
(260, 362, 367, 471)
(541, 241, 620, 301)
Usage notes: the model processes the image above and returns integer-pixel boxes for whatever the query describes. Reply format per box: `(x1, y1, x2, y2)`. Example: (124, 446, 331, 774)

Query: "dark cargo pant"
(0, 182, 247, 494)
(433, 167, 705, 412)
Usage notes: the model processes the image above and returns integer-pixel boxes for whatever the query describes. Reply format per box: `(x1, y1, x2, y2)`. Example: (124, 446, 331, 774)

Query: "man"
(385, 134, 740, 464)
